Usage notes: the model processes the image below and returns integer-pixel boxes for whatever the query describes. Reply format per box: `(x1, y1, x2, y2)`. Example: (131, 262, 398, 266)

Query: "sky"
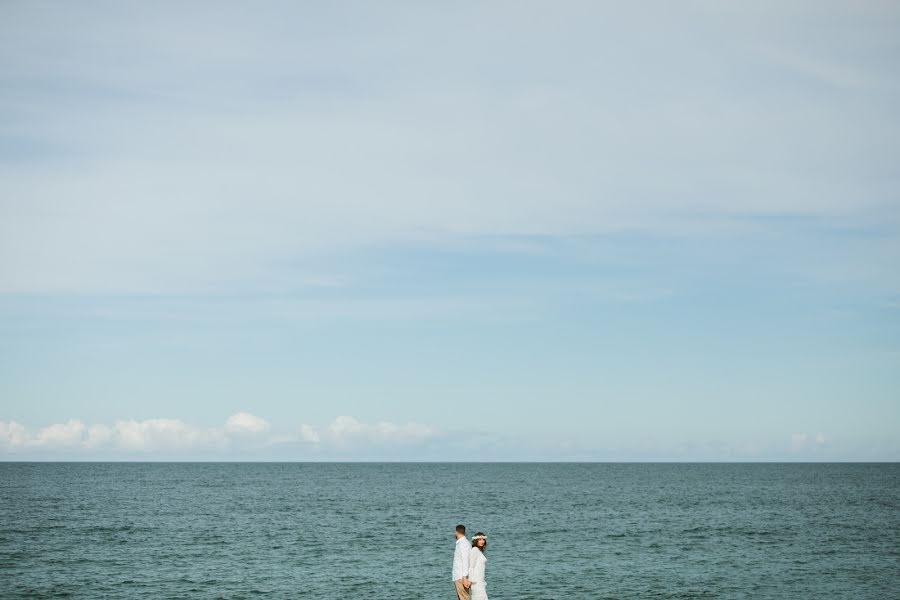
(1, 1, 899, 461)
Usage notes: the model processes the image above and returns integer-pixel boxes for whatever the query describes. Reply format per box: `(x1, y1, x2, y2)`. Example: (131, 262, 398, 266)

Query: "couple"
(452, 524, 488, 600)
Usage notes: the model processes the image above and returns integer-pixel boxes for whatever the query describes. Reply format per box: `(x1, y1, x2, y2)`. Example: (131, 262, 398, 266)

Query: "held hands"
(463, 577, 470, 589)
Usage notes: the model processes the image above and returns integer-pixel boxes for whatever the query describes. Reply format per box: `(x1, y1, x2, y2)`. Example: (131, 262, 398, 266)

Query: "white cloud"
(299, 423, 320, 444)
(2, 419, 88, 449)
(0, 420, 28, 448)
(225, 412, 271, 435)
(0, 416, 225, 453)
(0, 414, 440, 457)
(791, 432, 829, 453)
(314, 415, 438, 447)
(85, 424, 113, 448)
(113, 418, 223, 452)
(32, 419, 86, 448)
(327, 415, 366, 439)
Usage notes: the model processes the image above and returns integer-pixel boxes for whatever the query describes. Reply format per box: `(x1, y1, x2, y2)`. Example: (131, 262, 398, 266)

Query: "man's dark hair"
(456, 524, 466, 535)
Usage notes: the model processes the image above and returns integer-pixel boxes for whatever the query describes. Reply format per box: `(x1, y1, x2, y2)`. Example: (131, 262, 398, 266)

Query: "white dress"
(468, 547, 488, 600)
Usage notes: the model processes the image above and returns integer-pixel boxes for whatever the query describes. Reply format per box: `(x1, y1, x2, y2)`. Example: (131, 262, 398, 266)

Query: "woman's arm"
(469, 548, 481, 581)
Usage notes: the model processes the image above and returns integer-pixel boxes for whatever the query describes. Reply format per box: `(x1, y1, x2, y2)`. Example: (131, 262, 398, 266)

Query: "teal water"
(1, 463, 899, 599)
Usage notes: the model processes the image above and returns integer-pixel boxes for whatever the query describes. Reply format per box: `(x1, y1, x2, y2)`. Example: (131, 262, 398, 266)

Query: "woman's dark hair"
(472, 531, 487, 553)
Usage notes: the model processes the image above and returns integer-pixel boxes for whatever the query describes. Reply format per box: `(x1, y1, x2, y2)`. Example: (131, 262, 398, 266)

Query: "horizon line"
(2, 460, 898, 465)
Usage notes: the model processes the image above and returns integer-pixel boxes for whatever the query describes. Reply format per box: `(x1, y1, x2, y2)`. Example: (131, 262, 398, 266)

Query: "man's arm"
(462, 545, 470, 587)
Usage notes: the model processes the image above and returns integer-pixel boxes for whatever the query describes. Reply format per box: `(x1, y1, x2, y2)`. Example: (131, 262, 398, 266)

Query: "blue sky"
(1, 1, 898, 460)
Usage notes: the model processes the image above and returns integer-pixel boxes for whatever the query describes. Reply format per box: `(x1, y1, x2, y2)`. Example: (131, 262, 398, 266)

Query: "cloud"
(0, 413, 247, 453)
(32, 419, 86, 448)
(1, 2, 897, 294)
(1, 419, 89, 449)
(0, 420, 28, 448)
(1, 418, 890, 460)
(225, 412, 271, 435)
(0, 413, 439, 457)
(753, 44, 883, 91)
(299, 423, 320, 444)
(86, 424, 113, 448)
(114, 418, 225, 451)
(312, 415, 438, 447)
(791, 432, 829, 453)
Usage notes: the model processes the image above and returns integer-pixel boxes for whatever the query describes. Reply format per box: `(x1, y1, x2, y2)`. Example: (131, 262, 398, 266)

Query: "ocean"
(1, 463, 898, 598)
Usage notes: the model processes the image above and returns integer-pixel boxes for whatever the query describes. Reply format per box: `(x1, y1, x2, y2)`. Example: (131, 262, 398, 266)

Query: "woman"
(468, 532, 489, 600)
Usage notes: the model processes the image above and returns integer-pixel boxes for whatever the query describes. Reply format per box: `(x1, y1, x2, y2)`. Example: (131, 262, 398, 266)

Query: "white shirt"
(452, 536, 471, 581)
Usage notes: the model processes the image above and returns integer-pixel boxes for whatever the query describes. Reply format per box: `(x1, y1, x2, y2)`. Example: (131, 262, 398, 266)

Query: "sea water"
(2, 463, 898, 598)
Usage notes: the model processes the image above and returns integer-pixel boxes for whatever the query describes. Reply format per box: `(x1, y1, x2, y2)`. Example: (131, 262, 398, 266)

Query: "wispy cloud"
(754, 45, 884, 90)
(2, 2, 898, 294)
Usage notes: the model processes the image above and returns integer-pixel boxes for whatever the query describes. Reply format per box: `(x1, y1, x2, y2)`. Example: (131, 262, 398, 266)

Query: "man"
(452, 524, 471, 600)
